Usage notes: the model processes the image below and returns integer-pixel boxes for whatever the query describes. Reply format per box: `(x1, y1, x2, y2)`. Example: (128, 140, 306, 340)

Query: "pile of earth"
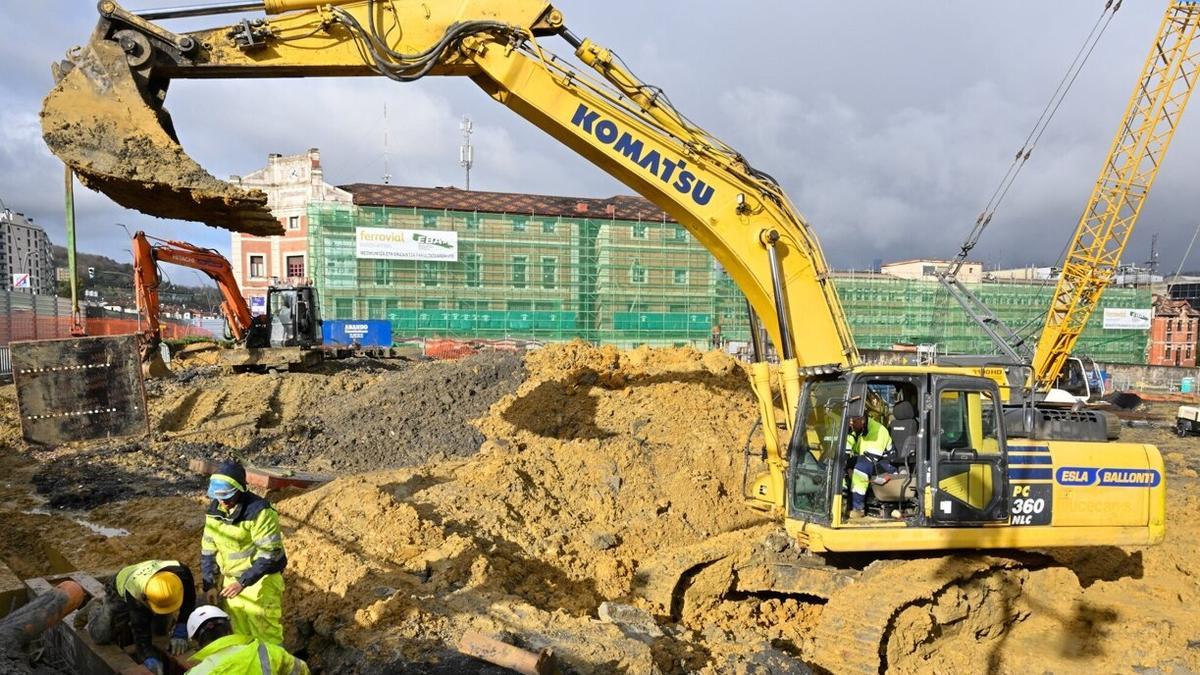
(5, 352, 525, 508)
(272, 343, 777, 673)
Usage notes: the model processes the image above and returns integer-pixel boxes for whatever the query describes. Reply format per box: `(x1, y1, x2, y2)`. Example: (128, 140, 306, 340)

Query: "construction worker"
(201, 459, 288, 644)
(186, 605, 309, 674)
(85, 559, 196, 675)
(845, 413, 895, 518)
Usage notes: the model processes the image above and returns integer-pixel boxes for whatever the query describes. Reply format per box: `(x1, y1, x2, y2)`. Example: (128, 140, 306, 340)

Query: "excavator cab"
(787, 370, 1010, 530)
(246, 284, 322, 349)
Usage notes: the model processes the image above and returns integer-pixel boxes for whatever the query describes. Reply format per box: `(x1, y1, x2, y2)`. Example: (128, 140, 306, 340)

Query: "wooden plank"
(0, 560, 25, 618)
(11, 334, 148, 445)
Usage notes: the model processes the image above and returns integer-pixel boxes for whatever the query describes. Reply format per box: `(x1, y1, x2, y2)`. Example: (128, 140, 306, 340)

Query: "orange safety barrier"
(0, 310, 79, 345)
(86, 317, 212, 339)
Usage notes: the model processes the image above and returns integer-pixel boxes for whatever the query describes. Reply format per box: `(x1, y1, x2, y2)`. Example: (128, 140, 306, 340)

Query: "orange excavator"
(132, 231, 322, 371)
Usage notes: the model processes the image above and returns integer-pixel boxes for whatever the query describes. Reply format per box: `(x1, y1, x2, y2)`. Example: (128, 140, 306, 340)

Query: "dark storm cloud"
(1, 1, 1197, 274)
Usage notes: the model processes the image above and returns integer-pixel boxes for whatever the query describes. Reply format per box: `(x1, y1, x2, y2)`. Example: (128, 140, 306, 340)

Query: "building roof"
(340, 183, 675, 223)
(882, 258, 981, 267)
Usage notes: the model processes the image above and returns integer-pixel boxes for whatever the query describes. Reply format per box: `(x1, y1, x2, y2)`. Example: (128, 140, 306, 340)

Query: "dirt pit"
(1, 344, 1199, 674)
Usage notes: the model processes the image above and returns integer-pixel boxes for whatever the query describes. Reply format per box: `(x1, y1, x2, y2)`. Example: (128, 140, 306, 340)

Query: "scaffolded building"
(307, 194, 1150, 363)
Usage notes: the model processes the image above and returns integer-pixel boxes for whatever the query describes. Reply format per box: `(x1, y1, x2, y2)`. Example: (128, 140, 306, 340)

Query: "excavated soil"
(40, 40, 279, 235)
(1, 344, 1199, 674)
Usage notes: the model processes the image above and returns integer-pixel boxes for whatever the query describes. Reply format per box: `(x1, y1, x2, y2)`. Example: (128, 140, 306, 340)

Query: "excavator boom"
(42, 0, 858, 377)
(132, 231, 255, 346)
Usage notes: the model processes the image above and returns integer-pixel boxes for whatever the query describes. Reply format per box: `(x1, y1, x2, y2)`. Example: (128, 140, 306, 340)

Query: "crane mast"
(1032, 1, 1200, 390)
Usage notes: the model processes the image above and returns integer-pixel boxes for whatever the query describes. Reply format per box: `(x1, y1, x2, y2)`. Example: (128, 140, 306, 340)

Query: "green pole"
(64, 165, 84, 335)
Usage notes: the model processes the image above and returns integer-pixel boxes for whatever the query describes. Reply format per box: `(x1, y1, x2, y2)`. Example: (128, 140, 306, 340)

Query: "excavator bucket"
(40, 39, 282, 236)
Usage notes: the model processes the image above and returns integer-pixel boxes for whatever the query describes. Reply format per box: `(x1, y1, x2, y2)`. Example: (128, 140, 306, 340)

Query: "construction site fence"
(306, 202, 1153, 362)
(84, 317, 211, 340)
(0, 291, 77, 345)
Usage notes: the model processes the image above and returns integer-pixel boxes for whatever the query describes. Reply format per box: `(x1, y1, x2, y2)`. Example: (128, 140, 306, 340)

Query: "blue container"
(322, 319, 393, 347)
(1182, 377, 1195, 394)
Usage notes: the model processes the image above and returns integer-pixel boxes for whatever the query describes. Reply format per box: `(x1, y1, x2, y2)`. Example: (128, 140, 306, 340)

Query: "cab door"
(930, 377, 1009, 525)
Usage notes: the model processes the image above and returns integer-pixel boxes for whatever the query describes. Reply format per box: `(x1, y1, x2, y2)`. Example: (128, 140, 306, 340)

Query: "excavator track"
(808, 555, 1026, 674)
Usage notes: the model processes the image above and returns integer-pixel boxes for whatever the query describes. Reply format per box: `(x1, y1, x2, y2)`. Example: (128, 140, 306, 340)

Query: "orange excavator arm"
(132, 231, 255, 345)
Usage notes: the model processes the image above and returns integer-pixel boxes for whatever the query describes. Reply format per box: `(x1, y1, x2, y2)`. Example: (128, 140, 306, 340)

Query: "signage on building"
(11, 273, 30, 289)
(355, 227, 458, 262)
(1102, 308, 1152, 330)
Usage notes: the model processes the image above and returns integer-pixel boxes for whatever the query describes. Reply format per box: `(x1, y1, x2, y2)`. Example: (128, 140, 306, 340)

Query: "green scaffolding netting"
(307, 202, 1150, 362)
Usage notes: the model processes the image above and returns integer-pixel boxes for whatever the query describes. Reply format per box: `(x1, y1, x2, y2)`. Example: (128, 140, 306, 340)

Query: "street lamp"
(20, 250, 38, 295)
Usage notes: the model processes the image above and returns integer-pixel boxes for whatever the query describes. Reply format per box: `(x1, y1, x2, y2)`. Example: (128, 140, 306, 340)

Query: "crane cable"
(952, 0, 1122, 270)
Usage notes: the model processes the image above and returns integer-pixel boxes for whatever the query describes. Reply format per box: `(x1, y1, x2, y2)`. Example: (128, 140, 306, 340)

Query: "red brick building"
(229, 148, 351, 313)
(1148, 295, 1200, 367)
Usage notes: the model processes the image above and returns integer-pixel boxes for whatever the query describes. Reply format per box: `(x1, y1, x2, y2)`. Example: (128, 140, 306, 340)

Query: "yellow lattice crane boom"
(1032, 0, 1200, 391)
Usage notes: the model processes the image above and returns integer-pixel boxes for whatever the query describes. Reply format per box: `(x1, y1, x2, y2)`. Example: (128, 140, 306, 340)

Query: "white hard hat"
(187, 605, 230, 639)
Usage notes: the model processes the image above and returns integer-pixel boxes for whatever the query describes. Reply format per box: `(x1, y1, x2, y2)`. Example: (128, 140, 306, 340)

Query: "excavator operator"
(845, 413, 895, 518)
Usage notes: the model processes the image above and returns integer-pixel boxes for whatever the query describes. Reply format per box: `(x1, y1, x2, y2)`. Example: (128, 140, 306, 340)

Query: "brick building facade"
(1148, 295, 1199, 367)
(229, 149, 351, 312)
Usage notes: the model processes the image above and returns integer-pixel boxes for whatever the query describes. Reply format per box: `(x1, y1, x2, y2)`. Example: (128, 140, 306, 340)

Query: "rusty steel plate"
(11, 334, 148, 445)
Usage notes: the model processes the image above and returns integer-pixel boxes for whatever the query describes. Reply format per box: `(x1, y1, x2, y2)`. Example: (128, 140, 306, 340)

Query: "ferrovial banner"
(1102, 308, 1152, 330)
(355, 227, 458, 262)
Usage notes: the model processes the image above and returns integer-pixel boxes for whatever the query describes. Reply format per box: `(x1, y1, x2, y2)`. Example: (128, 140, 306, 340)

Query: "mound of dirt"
(273, 343, 767, 672)
(17, 352, 524, 508)
(275, 351, 526, 473)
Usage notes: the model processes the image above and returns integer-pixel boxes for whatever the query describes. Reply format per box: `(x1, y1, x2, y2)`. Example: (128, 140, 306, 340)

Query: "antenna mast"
(382, 103, 392, 185)
(459, 115, 474, 190)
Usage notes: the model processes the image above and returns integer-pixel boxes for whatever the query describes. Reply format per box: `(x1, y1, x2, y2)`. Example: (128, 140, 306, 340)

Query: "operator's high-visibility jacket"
(201, 465, 287, 644)
(845, 417, 894, 458)
(188, 633, 309, 675)
(107, 560, 195, 662)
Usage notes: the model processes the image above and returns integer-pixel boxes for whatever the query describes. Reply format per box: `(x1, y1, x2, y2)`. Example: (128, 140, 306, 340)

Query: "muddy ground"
(0, 343, 1198, 674)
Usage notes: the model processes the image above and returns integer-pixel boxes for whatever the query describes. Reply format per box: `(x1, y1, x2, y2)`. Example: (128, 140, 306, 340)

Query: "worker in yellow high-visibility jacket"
(85, 559, 195, 675)
(845, 414, 895, 518)
(200, 460, 287, 645)
(186, 605, 309, 674)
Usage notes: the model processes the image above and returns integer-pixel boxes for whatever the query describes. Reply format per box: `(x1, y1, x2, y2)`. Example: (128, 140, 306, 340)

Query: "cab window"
(938, 389, 1000, 455)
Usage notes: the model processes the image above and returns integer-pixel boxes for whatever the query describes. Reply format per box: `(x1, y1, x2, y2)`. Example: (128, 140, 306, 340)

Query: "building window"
(673, 226, 687, 241)
(1165, 345, 1172, 360)
(632, 223, 648, 239)
(465, 213, 480, 230)
(512, 218, 527, 232)
(542, 219, 557, 234)
(286, 255, 305, 278)
(541, 257, 557, 289)
(630, 261, 647, 285)
(422, 299, 441, 310)
(673, 269, 689, 285)
(249, 255, 265, 279)
(288, 216, 300, 230)
(535, 301, 561, 311)
(420, 262, 439, 287)
(507, 300, 533, 311)
(374, 261, 391, 286)
(922, 265, 937, 277)
(334, 298, 353, 318)
(368, 299, 385, 319)
(463, 253, 481, 288)
(511, 255, 528, 288)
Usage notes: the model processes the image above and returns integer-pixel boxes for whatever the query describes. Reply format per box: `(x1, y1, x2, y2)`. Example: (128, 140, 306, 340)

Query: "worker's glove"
(143, 657, 164, 675)
(169, 623, 189, 655)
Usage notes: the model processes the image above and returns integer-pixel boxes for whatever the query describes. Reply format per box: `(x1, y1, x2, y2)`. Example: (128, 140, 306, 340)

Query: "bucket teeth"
(40, 40, 282, 236)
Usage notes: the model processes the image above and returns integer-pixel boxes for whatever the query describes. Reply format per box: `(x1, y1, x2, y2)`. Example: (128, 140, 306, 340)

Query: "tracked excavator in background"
(131, 231, 322, 374)
(41, 2, 1168, 671)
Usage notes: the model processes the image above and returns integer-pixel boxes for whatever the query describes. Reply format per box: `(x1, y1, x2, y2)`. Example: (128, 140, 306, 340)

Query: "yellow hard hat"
(144, 571, 184, 615)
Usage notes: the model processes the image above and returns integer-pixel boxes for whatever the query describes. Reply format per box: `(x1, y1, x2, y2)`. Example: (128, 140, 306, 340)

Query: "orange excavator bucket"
(40, 39, 282, 236)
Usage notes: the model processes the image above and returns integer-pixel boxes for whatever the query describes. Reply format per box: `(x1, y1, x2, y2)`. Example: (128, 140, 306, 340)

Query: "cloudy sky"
(2, 1, 1198, 277)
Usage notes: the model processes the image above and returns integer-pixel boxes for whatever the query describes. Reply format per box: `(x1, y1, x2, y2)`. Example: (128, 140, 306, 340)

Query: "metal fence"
(0, 345, 10, 379)
(0, 291, 77, 345)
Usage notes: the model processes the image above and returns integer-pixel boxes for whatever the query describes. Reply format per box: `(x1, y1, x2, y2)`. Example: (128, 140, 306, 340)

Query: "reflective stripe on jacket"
(189, 633, 309, 675)
(846, 417, 893, 457)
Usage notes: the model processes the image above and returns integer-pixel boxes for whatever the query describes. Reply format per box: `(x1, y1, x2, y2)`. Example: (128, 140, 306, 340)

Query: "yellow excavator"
(41, 2, 1167, 671)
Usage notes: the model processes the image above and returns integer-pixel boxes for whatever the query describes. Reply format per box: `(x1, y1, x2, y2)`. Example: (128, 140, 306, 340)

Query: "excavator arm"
(132, 231, 255, 346)
(44, 0, 857, 371)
